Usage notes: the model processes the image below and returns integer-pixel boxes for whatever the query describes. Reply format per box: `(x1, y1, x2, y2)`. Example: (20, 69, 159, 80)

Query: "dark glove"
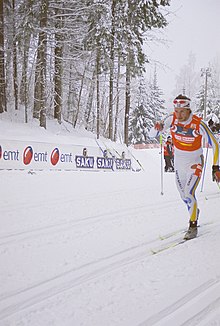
(212, 165, 220, 182)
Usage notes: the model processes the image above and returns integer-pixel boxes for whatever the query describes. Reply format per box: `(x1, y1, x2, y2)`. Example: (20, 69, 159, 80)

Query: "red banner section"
(133, 143, 160, 149)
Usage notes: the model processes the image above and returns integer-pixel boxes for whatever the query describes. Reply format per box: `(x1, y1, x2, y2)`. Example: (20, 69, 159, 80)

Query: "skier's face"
(174, 108, 191, 122)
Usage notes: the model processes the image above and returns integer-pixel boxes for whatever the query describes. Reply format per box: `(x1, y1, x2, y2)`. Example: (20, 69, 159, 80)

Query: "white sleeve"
(163, 114, 174, 130)
(147, 114, 173, 139)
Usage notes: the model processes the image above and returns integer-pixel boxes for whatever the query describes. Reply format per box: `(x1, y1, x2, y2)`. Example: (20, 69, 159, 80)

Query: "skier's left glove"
(212, 165, 220, 182)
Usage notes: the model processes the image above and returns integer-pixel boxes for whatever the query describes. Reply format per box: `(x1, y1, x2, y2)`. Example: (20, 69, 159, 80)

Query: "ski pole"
(125, 146, 145, 171)
(200, 144, 209, 192)
(160, 134, 164, 195)
(95, 138, 104, 154)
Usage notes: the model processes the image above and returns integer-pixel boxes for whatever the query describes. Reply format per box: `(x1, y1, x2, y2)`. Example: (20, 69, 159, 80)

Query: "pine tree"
(84, 0, 170, 143)
(129, 77, 151, 144)
(174, 53, 200, 99)
(148, 67, 166, 121)
(194, 67, 220, 122)
(129, 69, 167, 144)
(121, 0, 170, 145)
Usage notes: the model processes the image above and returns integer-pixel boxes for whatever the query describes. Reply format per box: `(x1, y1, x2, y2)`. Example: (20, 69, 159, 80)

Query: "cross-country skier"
(149, 94, 220, 240)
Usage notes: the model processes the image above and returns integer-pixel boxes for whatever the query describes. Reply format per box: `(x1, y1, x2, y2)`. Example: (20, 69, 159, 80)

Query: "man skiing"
(164, 136, 174, 172)
(149, 94, 220, 240)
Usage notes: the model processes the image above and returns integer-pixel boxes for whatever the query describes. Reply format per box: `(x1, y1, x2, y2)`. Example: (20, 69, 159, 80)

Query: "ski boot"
(184, 209, 200, 240)
(184, 220, 198, 240)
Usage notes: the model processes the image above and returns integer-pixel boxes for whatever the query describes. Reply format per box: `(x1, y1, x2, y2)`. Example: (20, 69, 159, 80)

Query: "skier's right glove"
(212, 165, 220, 182)
(154, 121, 164, 131)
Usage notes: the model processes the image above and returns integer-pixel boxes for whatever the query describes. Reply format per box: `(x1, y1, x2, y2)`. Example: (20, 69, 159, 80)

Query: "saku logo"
(51, 148, 60, 166)
(23, 146, 33, 165)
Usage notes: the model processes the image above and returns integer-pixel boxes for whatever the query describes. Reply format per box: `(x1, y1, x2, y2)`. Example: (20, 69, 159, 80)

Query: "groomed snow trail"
(1, 149, 220, 326)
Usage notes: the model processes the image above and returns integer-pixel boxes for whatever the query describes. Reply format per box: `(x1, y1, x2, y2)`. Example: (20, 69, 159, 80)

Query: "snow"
(1, 115, 220, 326)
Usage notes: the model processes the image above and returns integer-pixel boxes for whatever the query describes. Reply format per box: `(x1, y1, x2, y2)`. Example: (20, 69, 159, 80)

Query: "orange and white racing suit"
(150, 112, 219, 222)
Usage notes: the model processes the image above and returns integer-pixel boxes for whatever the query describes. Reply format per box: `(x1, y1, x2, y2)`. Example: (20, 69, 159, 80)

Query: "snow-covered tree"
(129, 77, 152, 144)
(194, 67, 220, 122)
(129, 68, 167, 144)
(1, 0, 171, 142)
(148, 67, 167, 121)
(173, 52, 200, 100)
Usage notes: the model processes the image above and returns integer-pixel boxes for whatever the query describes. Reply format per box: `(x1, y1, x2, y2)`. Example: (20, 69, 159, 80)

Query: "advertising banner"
(0, 140, 134, 172)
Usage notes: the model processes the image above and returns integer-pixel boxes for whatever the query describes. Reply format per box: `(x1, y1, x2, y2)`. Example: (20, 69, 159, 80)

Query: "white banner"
(0, 139, 138, 172)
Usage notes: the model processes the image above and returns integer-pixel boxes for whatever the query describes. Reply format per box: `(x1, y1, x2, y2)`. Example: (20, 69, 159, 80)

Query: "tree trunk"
(0, 0, 6, 113)
(114, 58, 121, 142)
(108, 0, 116, 141)
(20, 33, 31, 123)
(12, 0, 18, 110)
(96, 48, 100, 139)
(124, 61, 131, 146)
(54, 9, 63, 123)
(85, 69, 96, 130)
(73, 64, 87, 128)
(67, 62, 73, 122)
(108, 64, 114, 140)
(54, 38, 63, 123)
(33, 0, 48, 128)
(23, 45, 28, 123)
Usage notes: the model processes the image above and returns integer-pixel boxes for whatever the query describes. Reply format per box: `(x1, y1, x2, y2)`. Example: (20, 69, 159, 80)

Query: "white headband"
(173, 99, 190, 108)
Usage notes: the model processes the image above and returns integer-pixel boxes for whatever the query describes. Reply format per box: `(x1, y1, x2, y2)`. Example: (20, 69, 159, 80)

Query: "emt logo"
(23, 146, 33, 165)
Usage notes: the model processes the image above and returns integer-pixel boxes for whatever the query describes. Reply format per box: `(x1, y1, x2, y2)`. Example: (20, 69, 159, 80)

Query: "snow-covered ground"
(1, 116, 220, 326)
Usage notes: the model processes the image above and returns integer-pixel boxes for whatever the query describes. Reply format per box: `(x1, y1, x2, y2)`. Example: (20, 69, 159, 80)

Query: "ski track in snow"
(0, 196, 188, 319)
(1, 221, 220, 323)
(138, 277, 220, 326)
(1, 186, 218, 246)
(1, 142, 220, 325)
(0, 196, 183, 246)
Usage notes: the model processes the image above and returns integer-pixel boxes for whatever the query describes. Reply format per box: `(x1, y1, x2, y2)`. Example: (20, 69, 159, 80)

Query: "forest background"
(0, 0, 220, 146)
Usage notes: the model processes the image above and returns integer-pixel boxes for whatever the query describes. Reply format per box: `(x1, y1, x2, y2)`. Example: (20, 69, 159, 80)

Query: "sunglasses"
(173, 100, 188, 104)
(173, 99, 190, 108)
